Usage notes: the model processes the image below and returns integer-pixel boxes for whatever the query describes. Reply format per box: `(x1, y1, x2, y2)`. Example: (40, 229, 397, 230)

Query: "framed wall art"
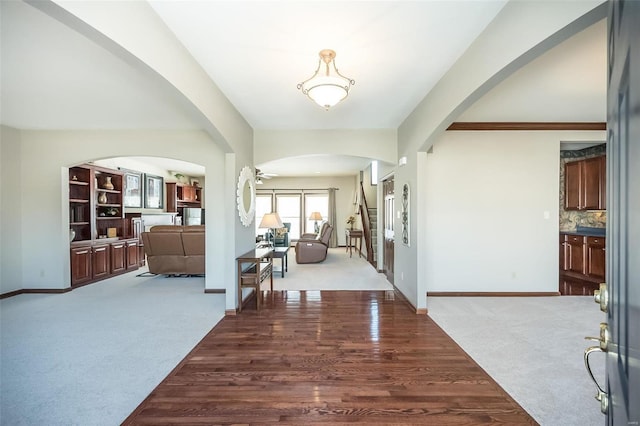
(144, 174, 164, 209)
(121, 169, 143, 208)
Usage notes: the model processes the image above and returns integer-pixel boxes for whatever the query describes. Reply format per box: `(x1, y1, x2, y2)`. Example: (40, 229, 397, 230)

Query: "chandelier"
(297, 49, 355, 110)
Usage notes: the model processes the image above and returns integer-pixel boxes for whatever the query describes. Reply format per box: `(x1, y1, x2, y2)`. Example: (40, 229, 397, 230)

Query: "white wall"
(255, 129, 396, 165)
(424, 131, 562, 292)
(394, 1, 606, 311)
(0, 126, 23, 294)
(0, 129, 227, 296)
(257, 176, 356, 246)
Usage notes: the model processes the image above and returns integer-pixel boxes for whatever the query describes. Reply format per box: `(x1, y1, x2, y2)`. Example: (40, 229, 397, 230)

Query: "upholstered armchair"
(265, 222, 290, 247)
(295, 222, 333, 264)
(274, 222, 291, 247)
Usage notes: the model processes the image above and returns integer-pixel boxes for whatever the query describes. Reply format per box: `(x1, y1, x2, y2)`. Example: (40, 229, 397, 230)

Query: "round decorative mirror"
(236, 166, 256, 227)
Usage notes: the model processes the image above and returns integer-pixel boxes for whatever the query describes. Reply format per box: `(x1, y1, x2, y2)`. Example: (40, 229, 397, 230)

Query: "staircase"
(368, 207, 378, 263)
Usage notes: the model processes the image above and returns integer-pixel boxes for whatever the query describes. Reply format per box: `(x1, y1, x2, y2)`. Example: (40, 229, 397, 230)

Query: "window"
(275, 194, 301, 240)
(304, 194, 328, 233)
(371, 160, 378, 186)
(255, 194, 273, 236)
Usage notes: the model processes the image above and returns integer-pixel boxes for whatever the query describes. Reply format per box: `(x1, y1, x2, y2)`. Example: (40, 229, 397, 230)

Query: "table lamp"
(309, 211, 323, 233)
(259, 212, 284, 247)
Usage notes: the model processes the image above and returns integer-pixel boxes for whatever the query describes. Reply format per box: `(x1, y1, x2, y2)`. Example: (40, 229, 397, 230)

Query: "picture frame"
(121, 169, 143, 208)
(402, 183, 410, 247)
(144, 174, 164, 209)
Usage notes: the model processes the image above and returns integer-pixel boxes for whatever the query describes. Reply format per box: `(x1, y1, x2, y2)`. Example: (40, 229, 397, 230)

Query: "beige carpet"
(270, 247, 392, 291)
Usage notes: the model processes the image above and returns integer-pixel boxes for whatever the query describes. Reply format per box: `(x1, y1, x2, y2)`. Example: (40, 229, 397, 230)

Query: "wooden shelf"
(69, 164, 135, 287)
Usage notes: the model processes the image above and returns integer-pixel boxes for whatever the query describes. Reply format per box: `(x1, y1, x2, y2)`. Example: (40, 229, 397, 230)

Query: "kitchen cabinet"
(563, 234, 585, 274)
(586, 236, 605, 281)
(166, 182, 202, 213)
(559, 232, 605, 295)
(564, 156, 606, 211)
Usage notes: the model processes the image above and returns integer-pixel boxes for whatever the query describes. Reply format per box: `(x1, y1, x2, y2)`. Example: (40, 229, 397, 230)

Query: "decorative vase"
(69, 229, 76, 242)
(103, 176, 114, 190)
(98, 191, 107, 204)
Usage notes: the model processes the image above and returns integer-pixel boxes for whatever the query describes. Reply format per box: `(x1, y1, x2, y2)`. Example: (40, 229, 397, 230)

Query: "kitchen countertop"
(560, 226, 606, 237)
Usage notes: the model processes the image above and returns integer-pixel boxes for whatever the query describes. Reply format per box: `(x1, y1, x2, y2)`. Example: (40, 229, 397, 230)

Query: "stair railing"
(359, 182, 375, 265)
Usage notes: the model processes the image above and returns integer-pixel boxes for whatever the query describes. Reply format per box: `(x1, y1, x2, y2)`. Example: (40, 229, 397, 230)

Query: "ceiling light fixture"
(297, 49, 355, 110)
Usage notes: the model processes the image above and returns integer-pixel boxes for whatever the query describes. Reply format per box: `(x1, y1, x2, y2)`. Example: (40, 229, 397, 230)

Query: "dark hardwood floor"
(123, 291, 537, 425)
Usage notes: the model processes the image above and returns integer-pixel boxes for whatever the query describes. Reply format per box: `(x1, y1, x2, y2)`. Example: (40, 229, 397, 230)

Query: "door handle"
(584, 322, 610, 414)
(583, 345, 609, 414)
(584, 322, 610, 351)
(594, 282, 608, 312)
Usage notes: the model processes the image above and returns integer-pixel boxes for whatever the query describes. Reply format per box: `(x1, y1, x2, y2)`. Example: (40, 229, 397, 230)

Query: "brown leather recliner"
(141, 225, 205, 275)
(295, 222, 333, 264)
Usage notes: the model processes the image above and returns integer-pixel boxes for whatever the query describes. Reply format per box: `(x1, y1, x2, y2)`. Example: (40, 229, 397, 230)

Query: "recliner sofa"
(295, 222, 333, 264)
(141, 225, 205, 275)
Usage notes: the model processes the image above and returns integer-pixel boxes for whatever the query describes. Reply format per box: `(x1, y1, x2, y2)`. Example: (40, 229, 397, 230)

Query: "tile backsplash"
(559, 144, 606, 231)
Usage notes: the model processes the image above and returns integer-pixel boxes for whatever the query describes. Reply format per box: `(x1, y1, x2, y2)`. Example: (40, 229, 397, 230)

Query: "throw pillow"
(275, 227, 287, 237)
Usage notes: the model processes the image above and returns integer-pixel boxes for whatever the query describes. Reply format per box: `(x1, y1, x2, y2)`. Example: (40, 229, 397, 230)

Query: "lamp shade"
(297, 49, 355, 110)
(309, 212, 323, 221)
(259, 212, 284, 229)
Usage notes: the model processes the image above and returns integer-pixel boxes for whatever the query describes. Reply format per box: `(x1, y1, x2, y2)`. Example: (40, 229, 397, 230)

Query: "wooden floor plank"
(123, 290, 538, 425)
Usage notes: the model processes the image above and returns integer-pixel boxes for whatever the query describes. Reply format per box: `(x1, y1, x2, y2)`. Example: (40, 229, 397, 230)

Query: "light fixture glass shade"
(259, 212, 284, 229)
(298, 49, 355, 110)
(309, 212, 323, 221)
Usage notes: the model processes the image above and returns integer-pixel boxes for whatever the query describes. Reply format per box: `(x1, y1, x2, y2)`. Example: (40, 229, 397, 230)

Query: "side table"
(272, 246, 290, 278)
(345, 229, 363, 258)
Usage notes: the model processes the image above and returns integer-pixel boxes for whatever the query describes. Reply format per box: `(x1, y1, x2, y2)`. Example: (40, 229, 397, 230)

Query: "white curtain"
(328, 188, 338, 248)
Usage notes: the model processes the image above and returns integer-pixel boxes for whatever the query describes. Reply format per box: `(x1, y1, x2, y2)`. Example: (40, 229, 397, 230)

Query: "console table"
(345, 229, 363, 258)
(236, 248, 273, 312)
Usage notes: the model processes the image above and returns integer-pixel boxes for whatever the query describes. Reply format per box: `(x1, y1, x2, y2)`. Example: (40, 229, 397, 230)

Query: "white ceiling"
(0, 1, 606, 177)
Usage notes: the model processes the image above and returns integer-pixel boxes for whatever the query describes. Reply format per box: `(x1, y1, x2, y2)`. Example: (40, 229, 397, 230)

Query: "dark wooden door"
(126, 240, 139, 271)
(111, 242, 126, 274)
(586, 236, 605, 281)
(92, 244, 110, 279)
(70, 247, 92, 286)
(565, 160, 582, 210)
(582, 156, 602, 210)
(599, 155, 607, 209)
(382, 177, 394, 284)
(566, 235, 585, 274)
(605, 1, 639, 423)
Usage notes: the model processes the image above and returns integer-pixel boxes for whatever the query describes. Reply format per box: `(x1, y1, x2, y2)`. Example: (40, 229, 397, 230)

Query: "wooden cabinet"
(110, 241, 127, 275)
(559, 233, 605, 295)
(92, 244, 111, 280)
(166, 182, 202, 213)
(586, 236, 606, 281)
(69, 164, 140, 287)
(131, 217, 145, 266)
(564, 156, 606, 210)
(71, 247, 92, 286)
(69, 167, 92, 242)
(126, 239, 139, 271)
(563, 234, 585, 274)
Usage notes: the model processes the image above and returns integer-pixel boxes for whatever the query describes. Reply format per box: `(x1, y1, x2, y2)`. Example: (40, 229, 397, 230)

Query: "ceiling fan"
(255, 168, 278, 184)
